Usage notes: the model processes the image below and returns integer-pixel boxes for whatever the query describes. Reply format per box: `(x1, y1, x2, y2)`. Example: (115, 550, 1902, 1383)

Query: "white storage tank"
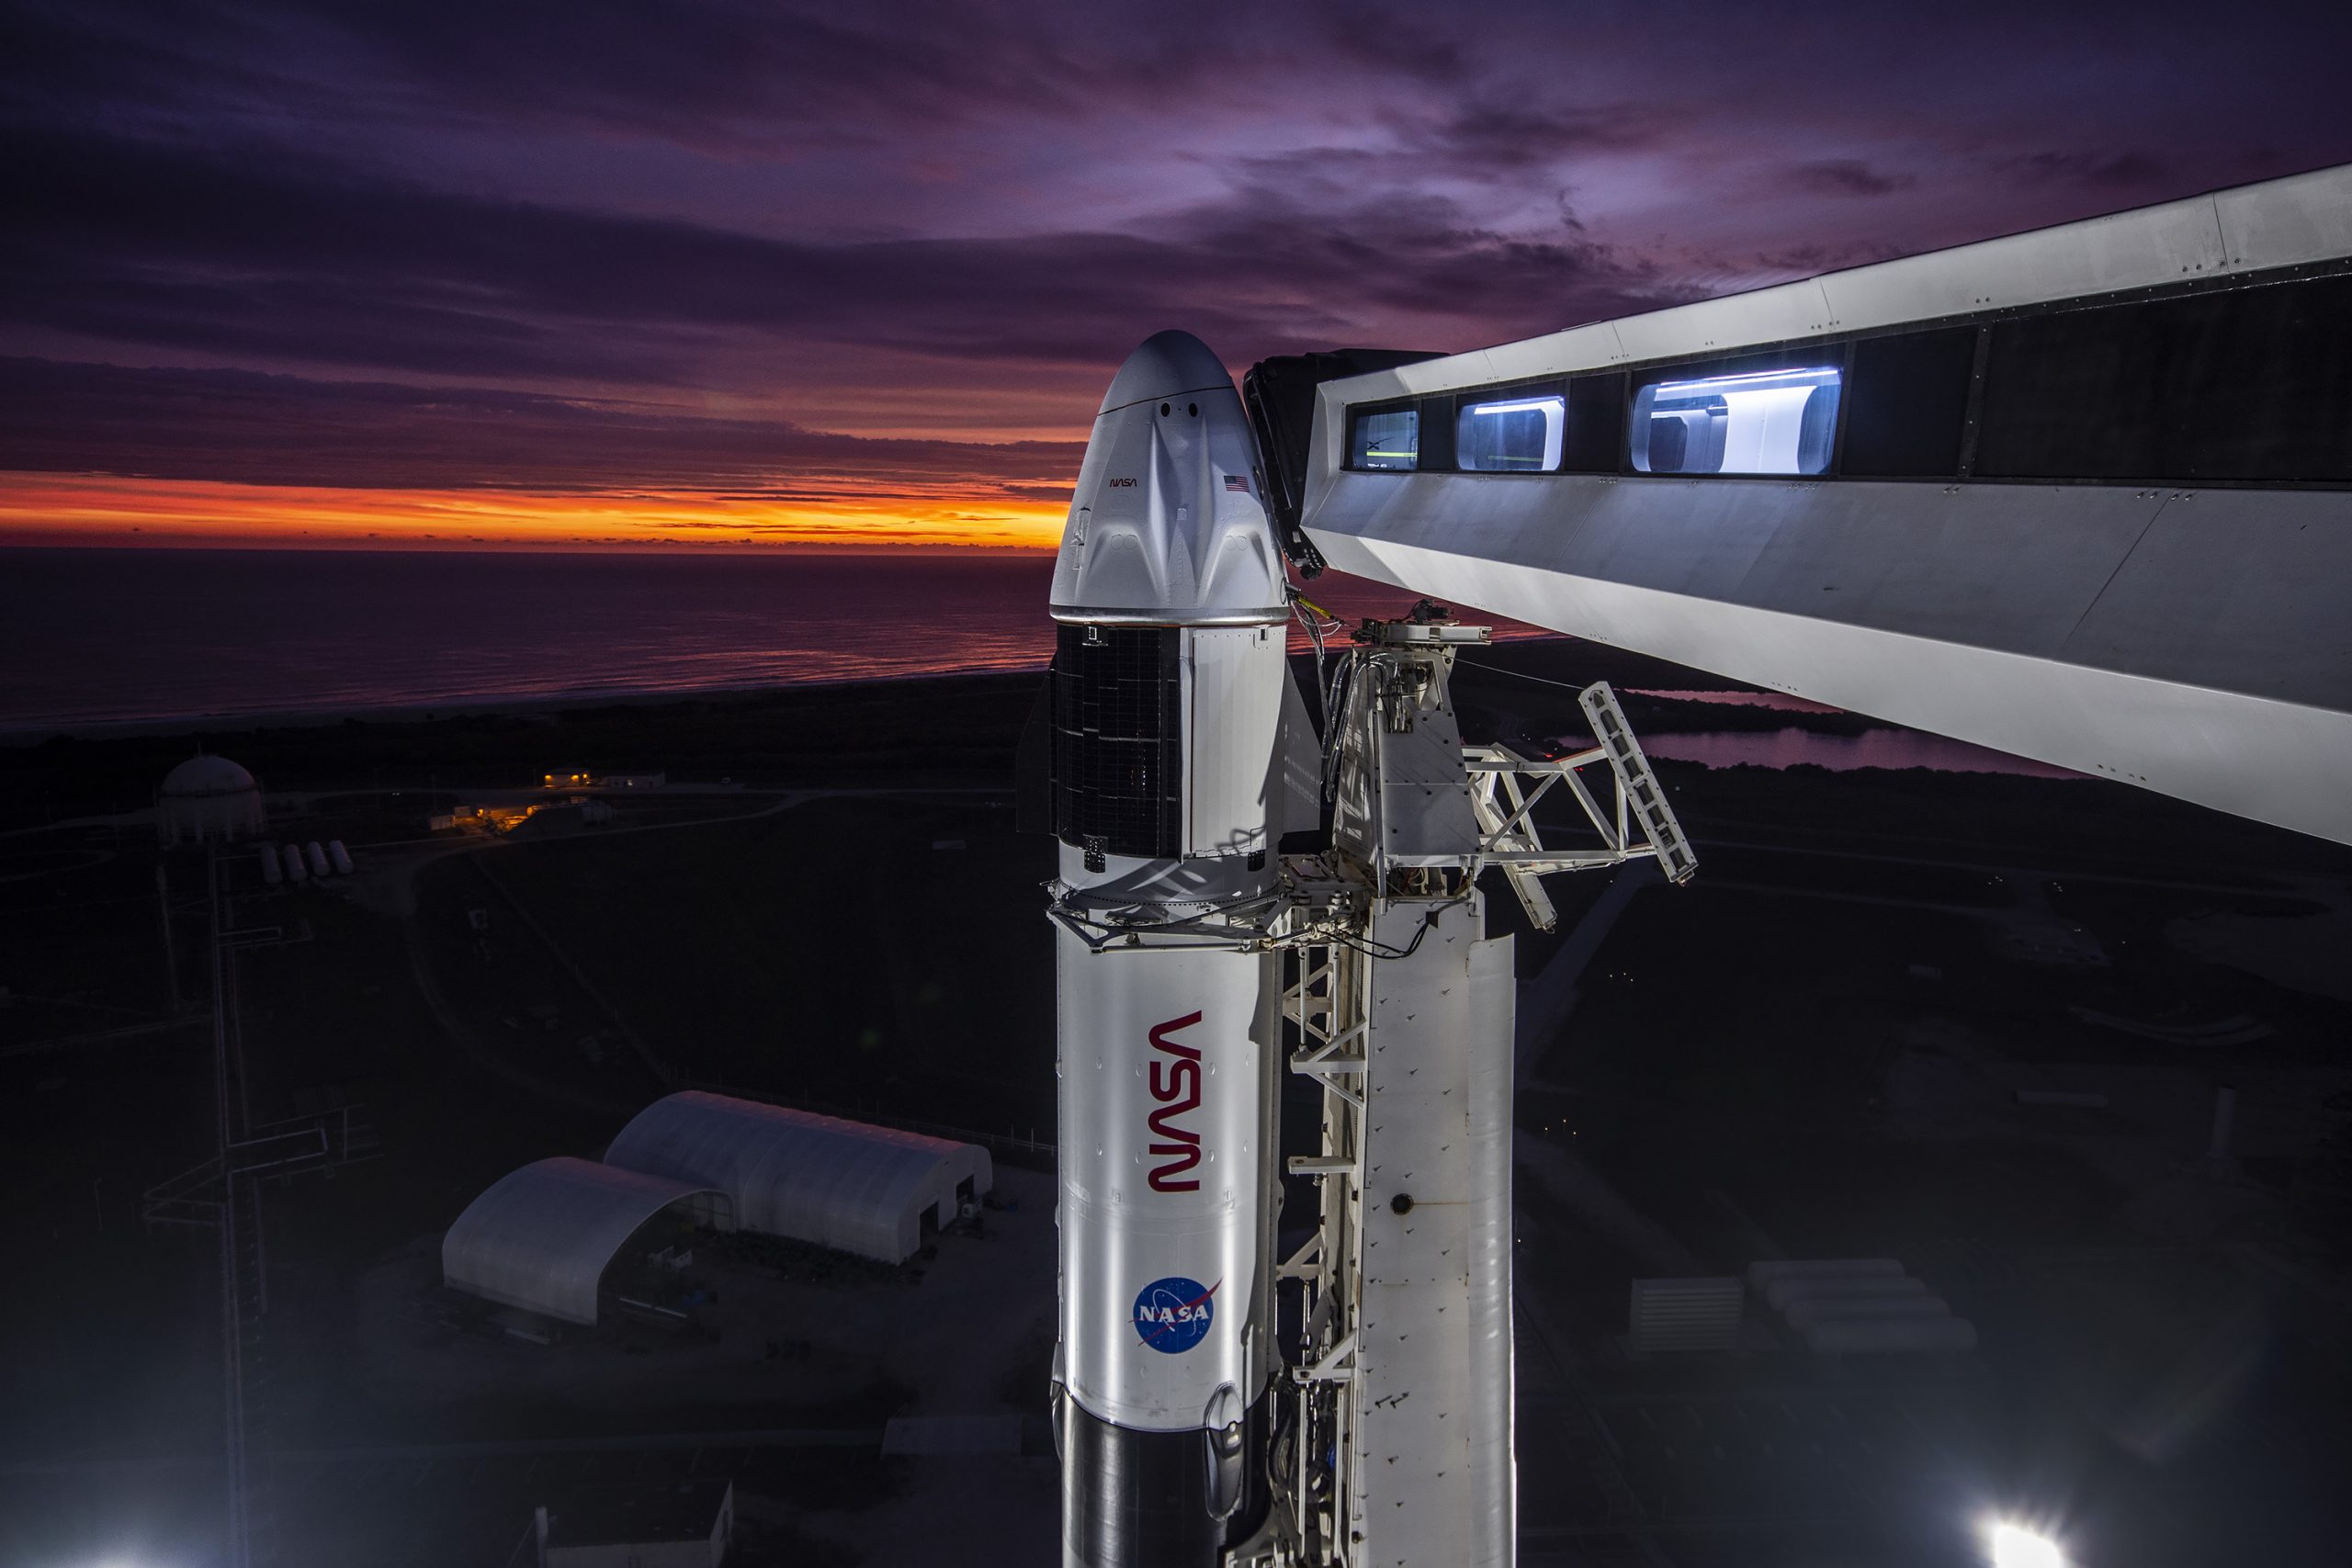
(157, 754, 266, 846)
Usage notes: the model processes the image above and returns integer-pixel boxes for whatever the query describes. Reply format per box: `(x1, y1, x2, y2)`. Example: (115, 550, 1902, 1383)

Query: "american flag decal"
(1224, 474, 1250, 491)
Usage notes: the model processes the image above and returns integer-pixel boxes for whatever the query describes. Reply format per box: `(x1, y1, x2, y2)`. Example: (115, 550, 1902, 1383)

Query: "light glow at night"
(1984, 1519, 2069, 1568)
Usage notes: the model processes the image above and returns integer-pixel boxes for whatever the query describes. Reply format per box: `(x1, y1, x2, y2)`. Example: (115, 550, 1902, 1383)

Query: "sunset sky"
(5, 0, 2349, 550)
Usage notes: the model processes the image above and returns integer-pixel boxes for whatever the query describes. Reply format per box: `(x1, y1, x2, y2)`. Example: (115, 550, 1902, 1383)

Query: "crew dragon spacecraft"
(1042, 333, 1691, 1568)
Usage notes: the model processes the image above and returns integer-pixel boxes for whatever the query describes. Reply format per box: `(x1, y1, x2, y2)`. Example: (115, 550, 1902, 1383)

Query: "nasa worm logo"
(1146, 1010, 1204, 1192)
(1133, 1276, 1217, 1354)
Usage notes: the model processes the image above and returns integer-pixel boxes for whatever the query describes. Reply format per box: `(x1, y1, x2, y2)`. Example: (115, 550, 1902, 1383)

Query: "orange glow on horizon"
(0, 473, 1067, 552)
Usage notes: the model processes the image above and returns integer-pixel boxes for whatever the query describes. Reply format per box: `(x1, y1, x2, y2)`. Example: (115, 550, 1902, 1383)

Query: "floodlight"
(1986, 1520, 2068, 1568)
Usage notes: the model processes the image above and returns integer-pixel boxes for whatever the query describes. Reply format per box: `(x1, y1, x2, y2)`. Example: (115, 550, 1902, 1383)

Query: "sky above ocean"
(4, 2, 2348, 549)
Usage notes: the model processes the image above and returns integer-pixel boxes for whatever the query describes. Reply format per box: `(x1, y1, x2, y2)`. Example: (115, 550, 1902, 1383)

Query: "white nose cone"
(1095, 328, 1234, 417)
(1052, 331, 1289, 626)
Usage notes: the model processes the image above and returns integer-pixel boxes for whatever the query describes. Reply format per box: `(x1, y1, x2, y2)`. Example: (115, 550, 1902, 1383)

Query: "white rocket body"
(1048, 332, 1304, 1566)
(1057, 939, 1277, 1425)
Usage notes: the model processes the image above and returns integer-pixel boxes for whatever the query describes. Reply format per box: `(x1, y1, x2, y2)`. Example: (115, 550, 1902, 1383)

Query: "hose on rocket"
(1327, 900, 1466, 961)
(1289, 587, 1344, 739)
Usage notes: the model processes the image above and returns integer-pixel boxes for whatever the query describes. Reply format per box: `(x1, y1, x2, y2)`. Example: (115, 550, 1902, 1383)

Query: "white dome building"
(158, 753, 266, 846)
(605, 1091, 992, 1264)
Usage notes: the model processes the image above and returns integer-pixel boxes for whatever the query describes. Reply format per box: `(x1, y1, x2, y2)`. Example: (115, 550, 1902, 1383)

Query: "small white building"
(605, 1091, 991, 1264)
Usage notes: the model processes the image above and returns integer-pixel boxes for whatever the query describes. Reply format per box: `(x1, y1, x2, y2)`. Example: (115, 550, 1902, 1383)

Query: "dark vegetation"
(0, 668, 1043, 822)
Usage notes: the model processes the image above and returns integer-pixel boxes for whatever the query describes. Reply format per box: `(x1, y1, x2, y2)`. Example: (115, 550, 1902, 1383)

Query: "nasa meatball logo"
(1133, 1276, 1218, 1354)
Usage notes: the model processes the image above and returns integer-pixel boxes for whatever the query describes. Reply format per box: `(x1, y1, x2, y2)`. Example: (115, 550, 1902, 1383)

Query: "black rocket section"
(1062, 1398, 1271, 1568)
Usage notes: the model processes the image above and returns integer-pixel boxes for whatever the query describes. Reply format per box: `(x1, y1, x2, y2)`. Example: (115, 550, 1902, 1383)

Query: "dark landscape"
(6, 636, 2348, 1565)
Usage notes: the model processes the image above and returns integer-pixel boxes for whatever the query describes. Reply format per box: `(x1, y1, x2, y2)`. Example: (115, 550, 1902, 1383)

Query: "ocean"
(0, 547, 2078, 779)
(0, 547, 1512, 732)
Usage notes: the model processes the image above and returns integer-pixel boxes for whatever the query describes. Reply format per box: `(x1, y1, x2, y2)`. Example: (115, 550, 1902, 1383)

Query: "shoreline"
(0, 659, 1060, 746)
(1, 627, 1567, 746)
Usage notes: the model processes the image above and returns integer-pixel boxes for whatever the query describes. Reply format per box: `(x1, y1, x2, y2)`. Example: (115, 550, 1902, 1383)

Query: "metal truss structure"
(1246, 615, 1696, 1566)
(141, 847, 376, 1568)
(1041, 609, 1692, 1566)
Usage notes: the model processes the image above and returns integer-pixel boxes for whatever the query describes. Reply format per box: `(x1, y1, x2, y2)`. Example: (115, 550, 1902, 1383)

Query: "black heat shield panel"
(1243, 348, 1443, 574)
(1048, 625, 1183, 859)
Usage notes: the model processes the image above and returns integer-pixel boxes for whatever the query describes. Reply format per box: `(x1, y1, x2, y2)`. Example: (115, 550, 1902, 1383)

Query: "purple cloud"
(2, 0, 2347, 503)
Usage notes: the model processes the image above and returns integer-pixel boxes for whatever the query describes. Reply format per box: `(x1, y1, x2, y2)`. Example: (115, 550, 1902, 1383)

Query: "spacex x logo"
(1146, 1010, 1203, 1192)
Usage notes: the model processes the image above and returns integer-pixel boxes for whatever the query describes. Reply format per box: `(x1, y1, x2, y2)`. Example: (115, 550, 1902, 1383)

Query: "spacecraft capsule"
(1047, 332, 1306, 1567)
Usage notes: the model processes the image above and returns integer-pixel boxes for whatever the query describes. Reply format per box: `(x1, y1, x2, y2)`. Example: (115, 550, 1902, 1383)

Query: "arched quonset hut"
(157, 753, 266, 846)
(441, 1156, 731, 1326)
(605, 1092, 992, 1265)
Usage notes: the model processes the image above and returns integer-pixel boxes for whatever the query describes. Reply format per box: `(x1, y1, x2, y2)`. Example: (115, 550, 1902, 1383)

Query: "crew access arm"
(1251, 163, 2352, 845)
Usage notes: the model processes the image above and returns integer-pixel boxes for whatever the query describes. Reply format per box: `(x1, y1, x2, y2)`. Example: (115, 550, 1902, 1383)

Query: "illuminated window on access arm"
(1350, 408, 1419, 470)
(1631, 367, 1841, 475)
(1456, 395, 1566, 471)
